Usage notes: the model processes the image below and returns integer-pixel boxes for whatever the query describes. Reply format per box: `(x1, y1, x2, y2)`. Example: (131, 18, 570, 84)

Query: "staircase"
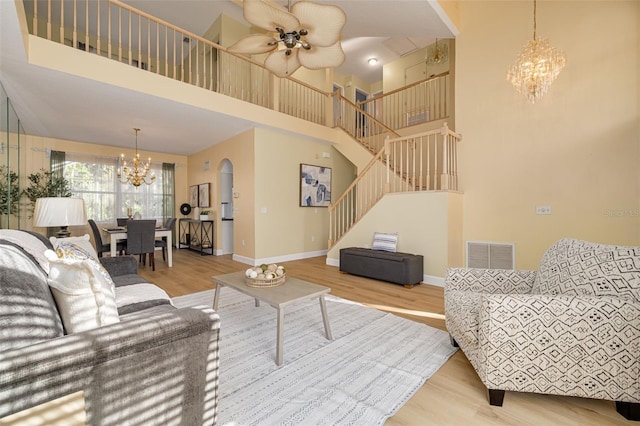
(22, 0, 461, 250)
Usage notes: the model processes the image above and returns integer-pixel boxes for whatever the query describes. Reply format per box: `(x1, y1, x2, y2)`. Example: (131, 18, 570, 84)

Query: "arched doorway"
(220, 159, 234, 254)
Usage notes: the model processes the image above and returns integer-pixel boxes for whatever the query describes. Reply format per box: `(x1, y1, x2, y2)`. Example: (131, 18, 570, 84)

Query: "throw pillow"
(371, 232, 399, 252)
(50, 234, 99, 260)
(45, 244, 120, 334)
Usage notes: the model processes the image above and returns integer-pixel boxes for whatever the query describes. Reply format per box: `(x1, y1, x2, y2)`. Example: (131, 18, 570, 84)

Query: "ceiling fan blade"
(243, 0, 300, 33)
(264, 49, 302, 78)
(291, 1, 346, 47)
(228, 34, 278, 54)
(298, 41, 345, 69)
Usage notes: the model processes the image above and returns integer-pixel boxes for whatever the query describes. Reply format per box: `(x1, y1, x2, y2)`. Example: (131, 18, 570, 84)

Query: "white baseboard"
(424, 274, 444, 287)
(233, 250, 328, 267)
(325, 257, 339, 267)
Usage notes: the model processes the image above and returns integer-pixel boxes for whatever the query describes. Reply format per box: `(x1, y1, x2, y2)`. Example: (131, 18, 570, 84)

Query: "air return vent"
(466, 241, 515, 269)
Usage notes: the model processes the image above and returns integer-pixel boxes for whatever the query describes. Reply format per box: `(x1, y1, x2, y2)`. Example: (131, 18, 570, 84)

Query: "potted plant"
(0, 165, 21, 227)
(22, 168, 72, 218)
(200, 210, 212, 221)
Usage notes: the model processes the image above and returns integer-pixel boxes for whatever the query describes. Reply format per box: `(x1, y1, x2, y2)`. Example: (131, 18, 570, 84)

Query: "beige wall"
(456, 1, 640, 269)
(383, 43, 451, 93)
(187, 129, 256, 259)
(252, 128, 355, 262)
(327, 191, 464, 282)
(187, 127, 355, 264)
(333, 73, 376, 104)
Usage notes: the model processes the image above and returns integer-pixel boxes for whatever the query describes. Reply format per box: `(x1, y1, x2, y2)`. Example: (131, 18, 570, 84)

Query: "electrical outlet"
(242, 239, 245, 246)
(536, 205, 552, 215)
(311, 235, 315, 242)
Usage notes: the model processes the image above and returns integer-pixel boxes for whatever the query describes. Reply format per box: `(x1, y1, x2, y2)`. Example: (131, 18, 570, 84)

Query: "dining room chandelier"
(117, 128, 155, 187)
(507, 0, 566, 103)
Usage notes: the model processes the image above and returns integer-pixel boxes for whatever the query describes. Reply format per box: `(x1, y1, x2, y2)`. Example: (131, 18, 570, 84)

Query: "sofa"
(339, 247, 423, 287)
(444, 238, 640, 420)
(0, 229, 221, 425)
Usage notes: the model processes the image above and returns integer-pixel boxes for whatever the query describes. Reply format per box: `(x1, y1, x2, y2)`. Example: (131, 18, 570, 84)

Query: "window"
(63, 153, 167, 224)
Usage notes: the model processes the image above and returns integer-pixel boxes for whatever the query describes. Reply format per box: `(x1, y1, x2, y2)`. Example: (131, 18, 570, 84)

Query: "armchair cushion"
(532, 238, 640, 302)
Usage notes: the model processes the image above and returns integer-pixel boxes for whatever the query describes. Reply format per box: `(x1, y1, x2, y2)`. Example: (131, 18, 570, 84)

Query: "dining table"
(103, 226, 174, 267)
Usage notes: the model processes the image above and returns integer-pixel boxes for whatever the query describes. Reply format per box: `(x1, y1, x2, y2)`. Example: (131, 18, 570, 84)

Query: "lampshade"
(34, 197, 87, 238)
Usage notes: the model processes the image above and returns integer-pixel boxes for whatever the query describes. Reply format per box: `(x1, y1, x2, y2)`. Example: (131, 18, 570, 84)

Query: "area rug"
(173, 288, 457, 425)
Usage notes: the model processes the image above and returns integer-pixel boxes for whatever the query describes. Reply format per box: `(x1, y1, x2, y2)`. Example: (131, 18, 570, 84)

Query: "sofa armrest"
(99, 255, 138, 277)
(0, 306, 221, 425)
(478, 294, 640, 401)
(445, 267, 536, 294)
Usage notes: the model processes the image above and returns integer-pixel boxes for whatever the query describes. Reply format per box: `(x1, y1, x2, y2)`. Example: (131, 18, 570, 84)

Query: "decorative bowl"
(245, 273, 286, 288)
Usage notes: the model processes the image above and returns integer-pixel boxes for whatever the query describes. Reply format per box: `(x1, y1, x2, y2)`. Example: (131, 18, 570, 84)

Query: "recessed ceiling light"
(367, 57, 378, 66)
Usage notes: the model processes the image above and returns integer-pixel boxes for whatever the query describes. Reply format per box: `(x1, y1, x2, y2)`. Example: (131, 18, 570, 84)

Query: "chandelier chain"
(533, 0, 537, 40)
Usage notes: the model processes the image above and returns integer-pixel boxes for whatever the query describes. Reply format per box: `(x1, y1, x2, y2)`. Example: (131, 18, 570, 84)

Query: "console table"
(179, 219, 214, 255)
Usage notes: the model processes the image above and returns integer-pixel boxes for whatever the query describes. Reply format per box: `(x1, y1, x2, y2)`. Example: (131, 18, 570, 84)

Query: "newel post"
(384, 136, 391, 193)
(440, 123, 451, 190)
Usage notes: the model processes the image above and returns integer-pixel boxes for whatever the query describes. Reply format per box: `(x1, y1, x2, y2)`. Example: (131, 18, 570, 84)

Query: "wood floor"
(139, 249, 635, 425)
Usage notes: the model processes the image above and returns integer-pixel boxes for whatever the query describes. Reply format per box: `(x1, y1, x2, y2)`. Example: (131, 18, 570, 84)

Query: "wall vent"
(406, 109, 429, 126)
(466, 241, 515, 269)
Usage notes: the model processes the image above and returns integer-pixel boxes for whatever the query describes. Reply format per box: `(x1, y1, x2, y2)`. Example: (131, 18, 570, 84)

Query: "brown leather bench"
(339, 247, 423, 287)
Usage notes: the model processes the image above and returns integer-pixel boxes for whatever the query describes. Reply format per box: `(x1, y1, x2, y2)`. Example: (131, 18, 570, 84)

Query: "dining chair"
(116, 218, 129, 227)
(125, 220, 157, 271)
(155, 217, 176, 262)
(88, 219, 126, 258)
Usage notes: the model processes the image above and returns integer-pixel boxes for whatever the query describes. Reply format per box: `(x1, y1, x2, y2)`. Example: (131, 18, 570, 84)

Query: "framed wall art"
(189, 185, 199, 207)
(198, 183, 210, 208)
(300, 164, 332, 207)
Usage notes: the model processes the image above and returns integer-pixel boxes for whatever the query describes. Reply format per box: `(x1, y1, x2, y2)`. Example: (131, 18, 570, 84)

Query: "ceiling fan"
(228, 0, 347, 78)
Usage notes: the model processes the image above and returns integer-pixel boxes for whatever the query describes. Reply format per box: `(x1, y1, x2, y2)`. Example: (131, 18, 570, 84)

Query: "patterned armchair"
(444, 238, 640, 421)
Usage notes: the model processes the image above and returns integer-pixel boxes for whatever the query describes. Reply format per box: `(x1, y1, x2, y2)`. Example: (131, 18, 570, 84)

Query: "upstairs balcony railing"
(359, 72, 450, 131)
(328, 123, 461, 248)
(24, 0, 331, 126)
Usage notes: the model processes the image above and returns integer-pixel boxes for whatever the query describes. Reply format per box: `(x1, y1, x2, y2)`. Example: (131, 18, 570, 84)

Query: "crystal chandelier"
(507, 0, 566, 103)
(117, 128, 155, 187)
(425, 38, 448, 66)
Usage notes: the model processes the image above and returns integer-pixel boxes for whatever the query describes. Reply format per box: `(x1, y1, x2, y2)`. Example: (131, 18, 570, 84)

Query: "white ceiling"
(0, 0, 457, 156)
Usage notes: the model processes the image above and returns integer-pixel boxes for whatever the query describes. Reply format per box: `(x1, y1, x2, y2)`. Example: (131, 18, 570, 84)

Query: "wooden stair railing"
(332, 91, 400, 153)
(358, 72, 451, 131)
(328, 123, 462, 248)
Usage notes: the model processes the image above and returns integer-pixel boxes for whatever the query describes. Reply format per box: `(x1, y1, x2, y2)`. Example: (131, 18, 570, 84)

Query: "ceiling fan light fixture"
(228, 0, 347, 78)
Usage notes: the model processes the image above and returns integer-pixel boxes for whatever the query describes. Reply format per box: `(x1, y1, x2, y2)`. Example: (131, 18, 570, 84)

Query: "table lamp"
(34, 197, 87, 238)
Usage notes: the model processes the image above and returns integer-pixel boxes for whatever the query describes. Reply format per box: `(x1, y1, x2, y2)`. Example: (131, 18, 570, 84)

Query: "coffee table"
(211, 271, 333, 366)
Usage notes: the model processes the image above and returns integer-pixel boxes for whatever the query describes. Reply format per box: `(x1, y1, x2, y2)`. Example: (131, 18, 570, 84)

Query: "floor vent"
(466, 241, 515, 269)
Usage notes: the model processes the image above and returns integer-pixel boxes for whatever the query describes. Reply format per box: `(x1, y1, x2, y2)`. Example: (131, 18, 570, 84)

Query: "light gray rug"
(173, 287, 457, 426)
